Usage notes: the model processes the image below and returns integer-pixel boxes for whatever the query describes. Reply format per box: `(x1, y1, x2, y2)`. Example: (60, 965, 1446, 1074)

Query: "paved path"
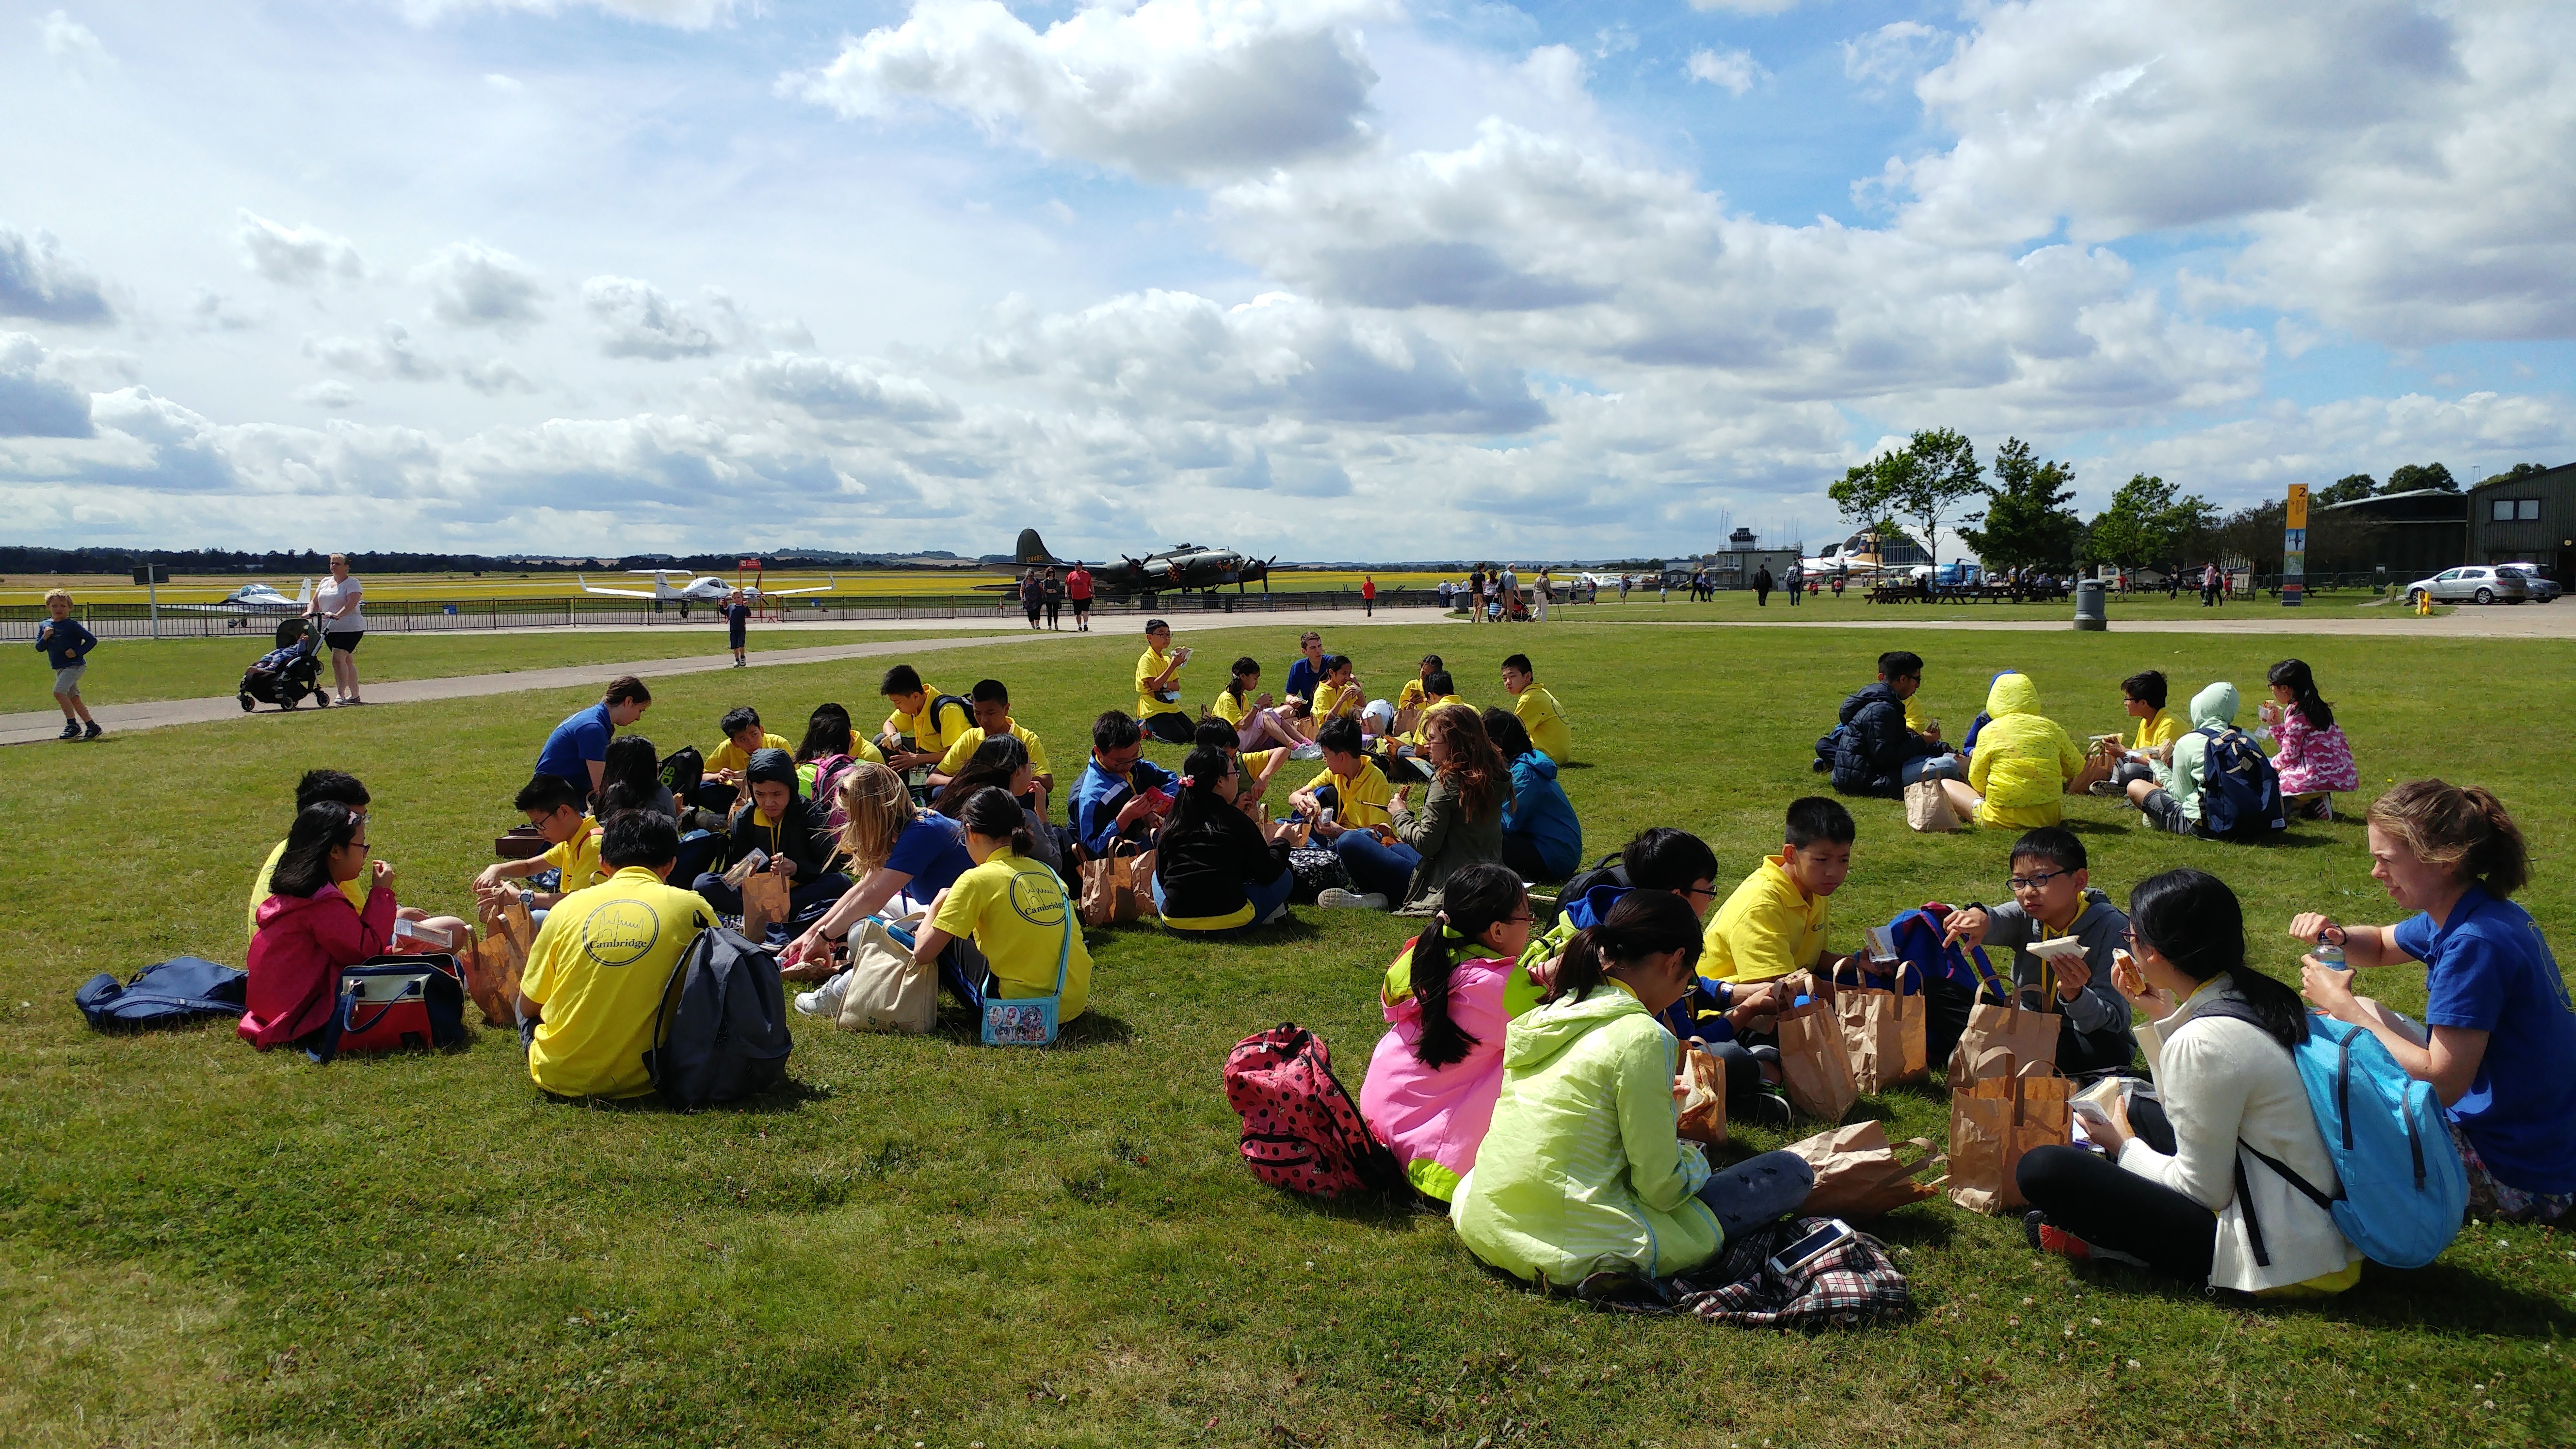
(11, 600, 2565, 747)
(0, 607, 1433, 747)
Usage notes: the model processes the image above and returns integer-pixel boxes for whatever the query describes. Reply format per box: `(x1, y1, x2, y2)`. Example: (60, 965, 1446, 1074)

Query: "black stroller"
(239, 618, 331, 711)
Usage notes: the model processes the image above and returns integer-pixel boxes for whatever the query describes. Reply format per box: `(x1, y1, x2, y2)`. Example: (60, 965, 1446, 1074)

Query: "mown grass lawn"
(4, 617, 2570, 1448)
(0, 628, 1018, 716)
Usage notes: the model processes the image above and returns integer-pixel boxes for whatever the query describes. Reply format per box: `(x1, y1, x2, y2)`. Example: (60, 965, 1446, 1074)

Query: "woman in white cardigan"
(2017, 868, 2363, 1296)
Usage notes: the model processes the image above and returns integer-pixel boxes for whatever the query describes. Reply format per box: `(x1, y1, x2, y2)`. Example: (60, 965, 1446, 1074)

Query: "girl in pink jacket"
(241, 802, 396, 1049)
(2261, 659, 2357, 820)
(1358, 864, 1539, 1202)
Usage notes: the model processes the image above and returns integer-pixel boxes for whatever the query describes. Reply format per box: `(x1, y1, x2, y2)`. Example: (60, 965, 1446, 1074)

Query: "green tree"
(1827, 426, 1984, 575)
(2316, 473, 2376, 506)
(2082, 473, 2215, 571)
(2479, 462, 2552, 486)
(2383, 462, 2457, 494)
(1956, 436, 2083, 570)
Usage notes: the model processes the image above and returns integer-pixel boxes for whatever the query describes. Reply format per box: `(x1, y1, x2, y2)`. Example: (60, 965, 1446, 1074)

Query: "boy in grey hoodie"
(2125, 680, 2238, 836)
(1943, 826, 2137, 1075)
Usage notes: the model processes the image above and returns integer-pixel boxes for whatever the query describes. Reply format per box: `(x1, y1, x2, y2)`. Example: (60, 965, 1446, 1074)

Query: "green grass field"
(4, 618, 2569, 1447)
(1, 629, 1015, 716)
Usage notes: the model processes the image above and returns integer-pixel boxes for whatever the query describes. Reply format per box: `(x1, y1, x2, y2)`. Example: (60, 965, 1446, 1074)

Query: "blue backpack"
(1884, 906, 1995, 996)
(2201, 1002, 2466, 1269)
(2195, 725, 2287, 838)
(75, 957, 248, 1031)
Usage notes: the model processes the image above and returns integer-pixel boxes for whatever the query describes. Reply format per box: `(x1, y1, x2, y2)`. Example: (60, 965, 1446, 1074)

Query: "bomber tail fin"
(1016, 528, 1057, 564)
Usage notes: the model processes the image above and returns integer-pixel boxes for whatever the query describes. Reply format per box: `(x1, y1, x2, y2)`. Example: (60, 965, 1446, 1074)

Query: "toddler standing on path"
(37, 589, 101, 740)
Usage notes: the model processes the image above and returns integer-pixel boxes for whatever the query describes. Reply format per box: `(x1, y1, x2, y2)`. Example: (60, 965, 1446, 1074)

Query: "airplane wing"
(760, 575, 837, 597)
(577, 573, 659, 599)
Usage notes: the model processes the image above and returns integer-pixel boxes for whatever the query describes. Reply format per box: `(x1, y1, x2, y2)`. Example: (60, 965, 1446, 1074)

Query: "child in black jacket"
(1152, 745, 1296, 935)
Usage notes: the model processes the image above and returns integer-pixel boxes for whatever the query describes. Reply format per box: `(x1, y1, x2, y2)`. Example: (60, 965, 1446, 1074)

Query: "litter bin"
(2073, 578, 2108, 631)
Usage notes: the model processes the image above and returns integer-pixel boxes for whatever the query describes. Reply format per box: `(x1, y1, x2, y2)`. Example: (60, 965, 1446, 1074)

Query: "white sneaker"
(1288, 742, 1323, 760)
(1316, 888, 1388, 910)
(793, 972, 851, 1018)
(1260, 899, 1295, 925)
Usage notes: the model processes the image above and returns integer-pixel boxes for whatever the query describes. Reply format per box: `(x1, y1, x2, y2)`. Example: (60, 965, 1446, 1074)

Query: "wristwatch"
(519, 888, 535, 911)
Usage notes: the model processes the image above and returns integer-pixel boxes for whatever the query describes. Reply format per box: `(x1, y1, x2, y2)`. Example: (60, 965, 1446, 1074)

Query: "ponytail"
(2267, 658, 2334, 730)
(1409, 863, 1526, 1067)
(1166, 744, 1237, 837)
(2129, 868, 2307, 1049)
(1228, 656, 1258, 705)
(955, 786, 1035, 856)
(1544, 890, 1702, 1005)
(2367, 779, 2529, 899)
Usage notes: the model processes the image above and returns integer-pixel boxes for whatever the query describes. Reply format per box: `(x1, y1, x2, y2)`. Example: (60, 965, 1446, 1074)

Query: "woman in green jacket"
(1452, 891, 1814, 1288)
(1387, 704, 1507, 912)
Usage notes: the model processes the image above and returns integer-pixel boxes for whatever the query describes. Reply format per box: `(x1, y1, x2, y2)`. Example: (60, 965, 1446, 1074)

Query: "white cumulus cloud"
(414, 242, 547, 331)
(304, 323, 445, 382)
(0, 332, 96, 438)
(42, 10, 113, 73)
(0, 226, 114, 325)
(789, 0, 1388, 183)
(399, 0, 741, 28)
(1686, 48, 1764, 96)
(237, 211, 366, 288)
(583, 276, 722, 360)
(294, 380, 362, 409)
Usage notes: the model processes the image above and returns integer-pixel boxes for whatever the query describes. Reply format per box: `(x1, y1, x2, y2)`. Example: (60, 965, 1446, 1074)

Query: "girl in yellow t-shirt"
(1213, 657, 1312, 755)
(915, 787, 1090, 1021)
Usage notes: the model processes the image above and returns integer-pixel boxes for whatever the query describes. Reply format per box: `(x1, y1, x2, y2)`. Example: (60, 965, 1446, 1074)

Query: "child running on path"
(36, 589, 100, 740)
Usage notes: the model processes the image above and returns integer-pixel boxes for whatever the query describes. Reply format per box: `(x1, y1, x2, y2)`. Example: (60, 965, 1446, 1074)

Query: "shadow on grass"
(928, 1007, 1139, 1050)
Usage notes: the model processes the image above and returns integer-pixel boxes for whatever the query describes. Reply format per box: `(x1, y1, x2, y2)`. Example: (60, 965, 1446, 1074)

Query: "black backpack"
(1548, 851, 1629, 926)
(659, 745, 706, 803)
(644, 923, 792, 1109)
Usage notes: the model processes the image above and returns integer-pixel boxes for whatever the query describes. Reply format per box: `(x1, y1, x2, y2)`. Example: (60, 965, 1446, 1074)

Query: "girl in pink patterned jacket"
(2261, 659, 2357, 820)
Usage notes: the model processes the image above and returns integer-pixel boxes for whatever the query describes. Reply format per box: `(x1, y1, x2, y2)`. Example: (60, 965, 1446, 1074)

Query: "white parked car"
(2404, 565, 2529, 606)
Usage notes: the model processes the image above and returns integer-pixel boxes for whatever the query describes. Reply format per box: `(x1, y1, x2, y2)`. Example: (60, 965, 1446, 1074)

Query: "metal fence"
(0, 587, 1467, 642)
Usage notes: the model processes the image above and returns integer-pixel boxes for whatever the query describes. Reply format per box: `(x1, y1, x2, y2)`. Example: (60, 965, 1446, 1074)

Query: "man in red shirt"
(1066, 564, 1094, 632)
(1361, 573, 1376, 617)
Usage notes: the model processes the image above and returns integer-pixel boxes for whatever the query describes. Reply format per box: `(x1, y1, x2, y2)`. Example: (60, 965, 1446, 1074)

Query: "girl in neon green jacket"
(1453, 892, 1814, 1288)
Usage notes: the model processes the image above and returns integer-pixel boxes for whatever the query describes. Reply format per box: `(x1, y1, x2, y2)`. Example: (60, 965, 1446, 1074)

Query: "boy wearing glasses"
(1940, 826, 2135, 1074)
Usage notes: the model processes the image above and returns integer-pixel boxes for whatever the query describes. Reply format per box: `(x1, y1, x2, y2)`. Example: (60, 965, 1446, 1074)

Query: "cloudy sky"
(4, 0, 2570, 562)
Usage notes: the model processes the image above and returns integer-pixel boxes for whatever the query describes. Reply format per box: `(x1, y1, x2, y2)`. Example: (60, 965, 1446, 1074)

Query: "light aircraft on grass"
(576, 570, 837, 614)
(1801, 529, 1930, 580)
(160, 580, 315, 627)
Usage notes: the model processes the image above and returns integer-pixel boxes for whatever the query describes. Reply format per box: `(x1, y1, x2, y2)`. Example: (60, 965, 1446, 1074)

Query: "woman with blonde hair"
(779, 760, 975, 982)
(2291, 780, 2574, 1223)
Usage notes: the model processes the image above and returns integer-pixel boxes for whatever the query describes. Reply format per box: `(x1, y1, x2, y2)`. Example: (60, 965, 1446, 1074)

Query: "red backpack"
(1223, 1024, 1401, 1199)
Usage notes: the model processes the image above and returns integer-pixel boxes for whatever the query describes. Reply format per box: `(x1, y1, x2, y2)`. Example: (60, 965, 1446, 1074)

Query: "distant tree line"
(0, 547, 929, 577)
(1827, 433, 2555, 578)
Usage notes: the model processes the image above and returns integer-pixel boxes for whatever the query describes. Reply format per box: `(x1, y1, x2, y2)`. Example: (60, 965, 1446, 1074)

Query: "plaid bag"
(1674, 1216, 1912, 1329)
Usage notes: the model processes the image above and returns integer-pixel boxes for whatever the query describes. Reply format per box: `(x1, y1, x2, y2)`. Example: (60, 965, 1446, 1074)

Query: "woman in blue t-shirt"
(2292, 780, 2576, 1224)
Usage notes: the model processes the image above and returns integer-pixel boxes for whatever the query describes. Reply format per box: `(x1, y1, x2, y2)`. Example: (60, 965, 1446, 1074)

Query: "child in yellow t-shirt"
(706, 706, 790, 785)
(918, 788, 1091, 1022)
(2094, 668, 2184, 795)
(1703, 797, 1861, 985)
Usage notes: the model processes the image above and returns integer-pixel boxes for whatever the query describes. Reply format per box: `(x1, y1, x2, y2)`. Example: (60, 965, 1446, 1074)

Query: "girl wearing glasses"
(240, 802, 398, 1050)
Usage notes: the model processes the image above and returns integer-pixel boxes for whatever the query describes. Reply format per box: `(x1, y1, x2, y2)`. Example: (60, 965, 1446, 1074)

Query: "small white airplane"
(576, 570, 837, 606)
(160, 580, 315, 622)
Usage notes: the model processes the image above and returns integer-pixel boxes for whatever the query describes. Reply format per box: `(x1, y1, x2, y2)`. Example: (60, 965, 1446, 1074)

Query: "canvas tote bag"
(835, 918, 936, 1035)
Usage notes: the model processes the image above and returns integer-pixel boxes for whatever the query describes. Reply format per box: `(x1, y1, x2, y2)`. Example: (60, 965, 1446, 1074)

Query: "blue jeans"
(1899, 753, 1964, 786)
(1333, 831, 1419, 901)
(1151, 864, 1295, 935)
(1694, 1150, 1816, 1238)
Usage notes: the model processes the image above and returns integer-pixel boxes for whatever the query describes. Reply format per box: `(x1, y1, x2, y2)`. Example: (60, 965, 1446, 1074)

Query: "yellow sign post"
(2282, 483, 2309, 607)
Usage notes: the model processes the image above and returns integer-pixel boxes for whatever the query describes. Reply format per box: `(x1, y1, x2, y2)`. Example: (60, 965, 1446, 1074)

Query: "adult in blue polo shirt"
(535, 675, 654, 803)
(2295, 780, 2576, 1224)
(1070, 711, 1178, 858)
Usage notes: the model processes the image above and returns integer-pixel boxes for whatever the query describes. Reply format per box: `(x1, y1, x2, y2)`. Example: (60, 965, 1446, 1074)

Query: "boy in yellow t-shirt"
(2093, 668, 2184, 795)
(471, 775, 606, 916)
(1289, 717, 1394, 829)
(706, 705, 791, 784)
(1134, 619, 1195, 744)
(518, 812, 713, 1099)
(1703, 796, 1861, 985)
(931, 679, 1055, 794)
(877, 662, 975, 770)
(1499, 652, 1572, 763)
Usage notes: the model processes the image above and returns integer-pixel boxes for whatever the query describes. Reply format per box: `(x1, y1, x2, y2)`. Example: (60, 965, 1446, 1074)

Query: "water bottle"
(2316, 936, 2348, 971)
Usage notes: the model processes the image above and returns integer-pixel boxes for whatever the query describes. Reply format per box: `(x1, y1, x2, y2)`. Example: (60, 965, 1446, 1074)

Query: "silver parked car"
(2499, 564, 2560, 602)
(2404, 565, 2529, 606)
